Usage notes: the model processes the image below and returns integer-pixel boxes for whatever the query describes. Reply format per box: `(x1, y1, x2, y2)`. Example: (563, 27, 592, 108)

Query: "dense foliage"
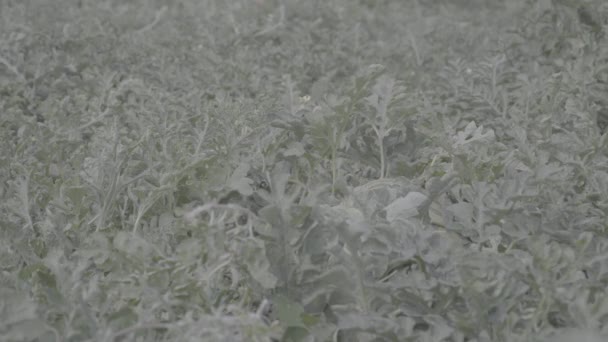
(1, 0, 607, 341)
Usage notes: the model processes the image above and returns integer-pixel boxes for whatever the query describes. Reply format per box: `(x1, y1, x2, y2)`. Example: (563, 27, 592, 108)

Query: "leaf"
(242, 239, 277, 289)
(428, 199, 446, 227)
(77, 232, 112, 266)
(273, 294, 308, 328)
(542, 329, 605, 342)
(385, 191, 428, 222)
(18, 263, 56, 288)
(282, 327, 310, 342)
(0, 289, 39, 326)
(229, 177, 255, 197)
(107, 306, 138, 331)
(307, 265, 357, 303)
(259, 206, 282, 229)
(65, 186, 88, 205)
(227, 162, 254, 196)
(1, 316, 47, 342)
(282, 141, 306, 157)
(301, 221, 338, 255)
(335, 310, 399, 334)
(446, 202, 475, 229)
(113, 231, 155, 263)
(454, 121, 495, 148)
(366, 74, 404, 123)
(175, 238, 204, 261)
(300, 313, 320, 327)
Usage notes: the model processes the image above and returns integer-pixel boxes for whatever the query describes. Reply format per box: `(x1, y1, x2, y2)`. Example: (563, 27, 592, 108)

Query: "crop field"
(1, 0, 607, 341)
